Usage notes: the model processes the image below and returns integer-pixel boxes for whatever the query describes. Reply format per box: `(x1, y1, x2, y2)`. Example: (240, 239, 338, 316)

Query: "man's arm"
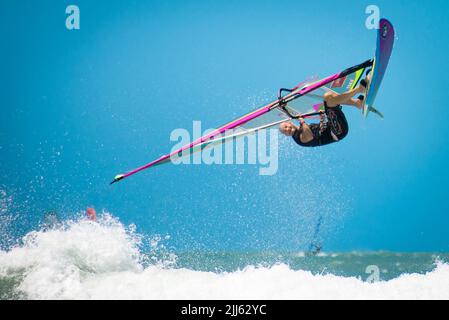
(298, 117, 314, 143)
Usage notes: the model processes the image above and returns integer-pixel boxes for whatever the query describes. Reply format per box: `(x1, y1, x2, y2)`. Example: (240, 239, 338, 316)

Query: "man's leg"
(345, 97, 363, 109)
(323, 73, 372, 110)
(323, 85, 364, 108)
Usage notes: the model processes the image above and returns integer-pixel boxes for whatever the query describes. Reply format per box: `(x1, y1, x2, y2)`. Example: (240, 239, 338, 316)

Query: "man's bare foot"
(351, 98, 363, 109)
(357, 84, 366, 94)
(366, 72, 372, 84)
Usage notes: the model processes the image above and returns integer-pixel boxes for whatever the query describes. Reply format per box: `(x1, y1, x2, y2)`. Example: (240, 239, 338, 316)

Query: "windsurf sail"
(111, 59, 373, 184)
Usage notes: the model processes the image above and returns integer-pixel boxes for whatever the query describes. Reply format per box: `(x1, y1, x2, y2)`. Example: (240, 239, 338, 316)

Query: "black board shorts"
(292, 106, 349, 147)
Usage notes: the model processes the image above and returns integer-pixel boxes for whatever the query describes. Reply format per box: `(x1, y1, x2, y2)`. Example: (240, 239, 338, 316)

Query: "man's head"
(279, 121, 297, 136)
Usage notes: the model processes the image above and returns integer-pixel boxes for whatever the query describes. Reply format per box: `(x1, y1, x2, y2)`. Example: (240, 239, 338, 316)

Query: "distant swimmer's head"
(279, 121, 297, 136)
(86, 207, 97, 221)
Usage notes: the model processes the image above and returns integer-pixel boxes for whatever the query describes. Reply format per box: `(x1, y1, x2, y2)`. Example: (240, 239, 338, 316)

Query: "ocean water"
(1, 214, 448, 300)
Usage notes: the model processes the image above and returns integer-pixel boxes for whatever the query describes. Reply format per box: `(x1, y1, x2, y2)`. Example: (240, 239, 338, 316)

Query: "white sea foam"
(1, 216, 448, 300)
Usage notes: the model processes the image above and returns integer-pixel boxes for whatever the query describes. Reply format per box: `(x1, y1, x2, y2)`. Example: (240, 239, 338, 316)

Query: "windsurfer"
(279, 77, 370, 147)
(86, 207, 97, 221)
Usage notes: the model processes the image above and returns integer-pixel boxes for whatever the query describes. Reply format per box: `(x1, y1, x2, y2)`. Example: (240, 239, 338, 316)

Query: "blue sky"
(1, 0, 449, 252)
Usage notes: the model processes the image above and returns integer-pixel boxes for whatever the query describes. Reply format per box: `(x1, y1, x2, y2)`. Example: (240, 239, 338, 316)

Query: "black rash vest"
(292, 106, 349, 147)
